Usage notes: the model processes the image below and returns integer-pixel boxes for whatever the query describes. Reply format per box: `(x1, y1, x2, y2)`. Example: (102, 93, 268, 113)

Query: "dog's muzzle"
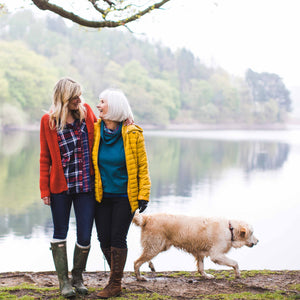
(248, 239, 259, 247)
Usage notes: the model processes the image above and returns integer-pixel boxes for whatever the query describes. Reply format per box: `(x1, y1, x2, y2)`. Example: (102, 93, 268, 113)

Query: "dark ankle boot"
(50, 241, 76, 298)
(71, 243, 90, 295)
(97, 247, 127, 299)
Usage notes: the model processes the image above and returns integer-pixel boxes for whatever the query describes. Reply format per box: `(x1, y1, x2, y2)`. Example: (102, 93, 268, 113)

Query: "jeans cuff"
(76, 242, 91, 249)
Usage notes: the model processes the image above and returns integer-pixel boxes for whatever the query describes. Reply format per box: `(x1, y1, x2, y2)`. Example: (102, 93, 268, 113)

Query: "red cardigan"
(39, 103, 97, 198)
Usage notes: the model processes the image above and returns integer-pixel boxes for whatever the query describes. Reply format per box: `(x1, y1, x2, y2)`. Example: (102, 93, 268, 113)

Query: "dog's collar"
(229, 222, 234, 241)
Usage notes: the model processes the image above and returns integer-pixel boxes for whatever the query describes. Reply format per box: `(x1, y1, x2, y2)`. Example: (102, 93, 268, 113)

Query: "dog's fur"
(133, 212, 258, 280)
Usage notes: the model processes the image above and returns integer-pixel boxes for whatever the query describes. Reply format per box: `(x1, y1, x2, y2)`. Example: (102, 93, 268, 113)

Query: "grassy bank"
(0, 270, 299, 299)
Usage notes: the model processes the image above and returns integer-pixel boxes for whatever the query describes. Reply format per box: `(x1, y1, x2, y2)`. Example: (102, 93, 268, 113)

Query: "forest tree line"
(0, 10, 292, 128)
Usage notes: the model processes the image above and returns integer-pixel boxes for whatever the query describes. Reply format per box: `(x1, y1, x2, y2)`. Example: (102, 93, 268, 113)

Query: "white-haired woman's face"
(96, 98, 109, 119)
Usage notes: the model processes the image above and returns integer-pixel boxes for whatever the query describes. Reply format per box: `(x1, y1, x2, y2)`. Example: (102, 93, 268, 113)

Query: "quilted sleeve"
(136, 132, 151, 201)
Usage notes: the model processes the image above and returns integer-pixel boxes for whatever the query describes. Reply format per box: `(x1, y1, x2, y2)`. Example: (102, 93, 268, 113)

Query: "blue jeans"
(95, 196, 134, 249)
(50, 191, 95, 246)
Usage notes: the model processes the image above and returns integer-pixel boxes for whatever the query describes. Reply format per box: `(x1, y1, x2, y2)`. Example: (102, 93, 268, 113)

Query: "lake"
(0, 129, 299, 272)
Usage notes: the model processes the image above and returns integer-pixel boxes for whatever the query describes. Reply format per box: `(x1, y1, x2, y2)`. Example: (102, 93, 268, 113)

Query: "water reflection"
(0, 131, 291, 229)
(145, 135, 290, 198)
(0, 131, 40, 214)
(244, 142, 289, 172)
(0, 131, 51, 238)
(0, 130, 298, 271)
(0, 204, 51, 238)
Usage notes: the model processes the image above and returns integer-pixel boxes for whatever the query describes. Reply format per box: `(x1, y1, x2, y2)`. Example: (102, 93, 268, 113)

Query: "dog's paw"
(202, 273, 215, 279)
(148, 261, 156, 272)
(136, 276, 148, 281)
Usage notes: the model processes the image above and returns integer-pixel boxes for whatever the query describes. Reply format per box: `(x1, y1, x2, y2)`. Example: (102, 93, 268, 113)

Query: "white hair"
(99, 88, 134, 122)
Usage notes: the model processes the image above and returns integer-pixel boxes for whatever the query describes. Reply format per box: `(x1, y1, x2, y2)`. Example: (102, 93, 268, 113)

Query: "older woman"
(40, 77, 97, 297)
(92, 88, 151, 298)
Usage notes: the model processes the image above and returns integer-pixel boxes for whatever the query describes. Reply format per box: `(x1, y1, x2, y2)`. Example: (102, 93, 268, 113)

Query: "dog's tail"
(132, 211, 146, 227)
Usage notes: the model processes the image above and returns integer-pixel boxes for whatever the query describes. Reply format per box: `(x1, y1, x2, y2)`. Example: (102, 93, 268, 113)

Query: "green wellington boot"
(71, 243, 90, 295)
(50, 241, 76, 298)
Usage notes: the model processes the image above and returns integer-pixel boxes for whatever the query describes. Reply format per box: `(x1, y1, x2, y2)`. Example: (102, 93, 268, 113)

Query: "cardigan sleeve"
(84, 103, 97, 175)
(136, 132, 151, 201)
(39, 115, 51, 198)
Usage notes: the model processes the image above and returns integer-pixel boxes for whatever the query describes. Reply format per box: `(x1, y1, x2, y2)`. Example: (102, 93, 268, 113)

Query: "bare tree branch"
(31, 0, 171, 28)
(103, 0, 115, 6)
(88, 0, 106, 15)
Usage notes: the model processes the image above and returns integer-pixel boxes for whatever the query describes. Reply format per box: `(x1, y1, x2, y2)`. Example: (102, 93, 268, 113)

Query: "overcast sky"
(129, 0, 300, 88)
(3, 0, 300, 87)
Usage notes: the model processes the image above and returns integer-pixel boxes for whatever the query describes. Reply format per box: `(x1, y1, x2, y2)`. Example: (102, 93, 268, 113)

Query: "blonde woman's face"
(68, 94, 81, 111)
(96, 98, 108, 119)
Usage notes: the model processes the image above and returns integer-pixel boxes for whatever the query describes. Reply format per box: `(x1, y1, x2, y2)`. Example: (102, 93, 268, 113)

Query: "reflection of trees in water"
(0, 203, 52, 237)
(146, 136, 290, 199)
(244, 142, 289, 172)
(0, 132, 291, 236)
(147, 136, 237, 199)
(0, 131, 40, 213)
(0, 131, 54, 237)
(0, 131, 27, 156)
(0, 131, 55, 237)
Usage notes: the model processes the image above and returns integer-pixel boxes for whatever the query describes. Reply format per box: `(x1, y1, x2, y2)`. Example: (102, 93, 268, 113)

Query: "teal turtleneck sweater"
(98, 122, 128, 195)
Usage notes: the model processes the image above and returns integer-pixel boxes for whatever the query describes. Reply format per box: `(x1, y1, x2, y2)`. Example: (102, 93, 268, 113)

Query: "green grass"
(166, 271, 191, 277)
(288, 284, 300, 292)
(0, 284, 62, 300)
(0, 271, 298, 300)
(0, 283, 57, 292)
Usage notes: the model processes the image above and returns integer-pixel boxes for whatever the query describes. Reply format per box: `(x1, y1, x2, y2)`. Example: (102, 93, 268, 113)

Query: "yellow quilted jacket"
(92, 120, 151, 213)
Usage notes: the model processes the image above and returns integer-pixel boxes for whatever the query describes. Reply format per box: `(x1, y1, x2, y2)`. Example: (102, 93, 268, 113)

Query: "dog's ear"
(240, 227, 247, 238)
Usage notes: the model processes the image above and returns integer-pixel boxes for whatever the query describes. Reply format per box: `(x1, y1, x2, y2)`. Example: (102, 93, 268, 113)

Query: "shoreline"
(2, 122, 300, 132)
(0, 270, 299, 299)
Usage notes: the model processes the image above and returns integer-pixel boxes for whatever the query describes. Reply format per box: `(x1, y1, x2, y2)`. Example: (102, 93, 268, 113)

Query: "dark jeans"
(50, 191, 95, 247)
(95, 196, 134, 249)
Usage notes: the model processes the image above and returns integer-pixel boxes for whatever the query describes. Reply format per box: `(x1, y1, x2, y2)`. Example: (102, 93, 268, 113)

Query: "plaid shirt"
(57, 119, 91, 194)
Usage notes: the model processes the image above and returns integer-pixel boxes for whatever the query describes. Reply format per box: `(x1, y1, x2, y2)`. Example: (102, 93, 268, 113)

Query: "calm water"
(0, 129, 299, 272)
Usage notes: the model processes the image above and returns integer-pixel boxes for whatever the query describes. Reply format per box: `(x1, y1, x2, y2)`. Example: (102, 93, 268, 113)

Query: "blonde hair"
(99, 88, 134, 122)
(49, 77, 86, 130)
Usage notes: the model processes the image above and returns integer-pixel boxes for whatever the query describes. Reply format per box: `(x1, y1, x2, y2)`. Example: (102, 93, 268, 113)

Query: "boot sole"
(62, 291, 76, 298)
(75, 288, 88, 295)
(97, 291, 121, 299)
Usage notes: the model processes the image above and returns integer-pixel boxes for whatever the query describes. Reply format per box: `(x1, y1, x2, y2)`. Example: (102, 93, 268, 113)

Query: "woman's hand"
(42, 197, 51, 206)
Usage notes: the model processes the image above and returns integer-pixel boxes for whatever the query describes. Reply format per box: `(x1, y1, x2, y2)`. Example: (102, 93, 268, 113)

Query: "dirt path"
(0, 270, 299, 299)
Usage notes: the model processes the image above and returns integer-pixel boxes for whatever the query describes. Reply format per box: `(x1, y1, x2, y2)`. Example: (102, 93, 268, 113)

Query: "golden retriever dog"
(133, 212, 258, 281)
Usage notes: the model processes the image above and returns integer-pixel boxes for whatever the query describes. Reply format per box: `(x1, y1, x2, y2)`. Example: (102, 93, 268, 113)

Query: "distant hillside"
(0, 10, 293, 128)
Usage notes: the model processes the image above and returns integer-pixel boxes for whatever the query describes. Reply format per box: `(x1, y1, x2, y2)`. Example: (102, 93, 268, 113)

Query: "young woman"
(39, 77, 97, 297)
(92, 88, 151, 298)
